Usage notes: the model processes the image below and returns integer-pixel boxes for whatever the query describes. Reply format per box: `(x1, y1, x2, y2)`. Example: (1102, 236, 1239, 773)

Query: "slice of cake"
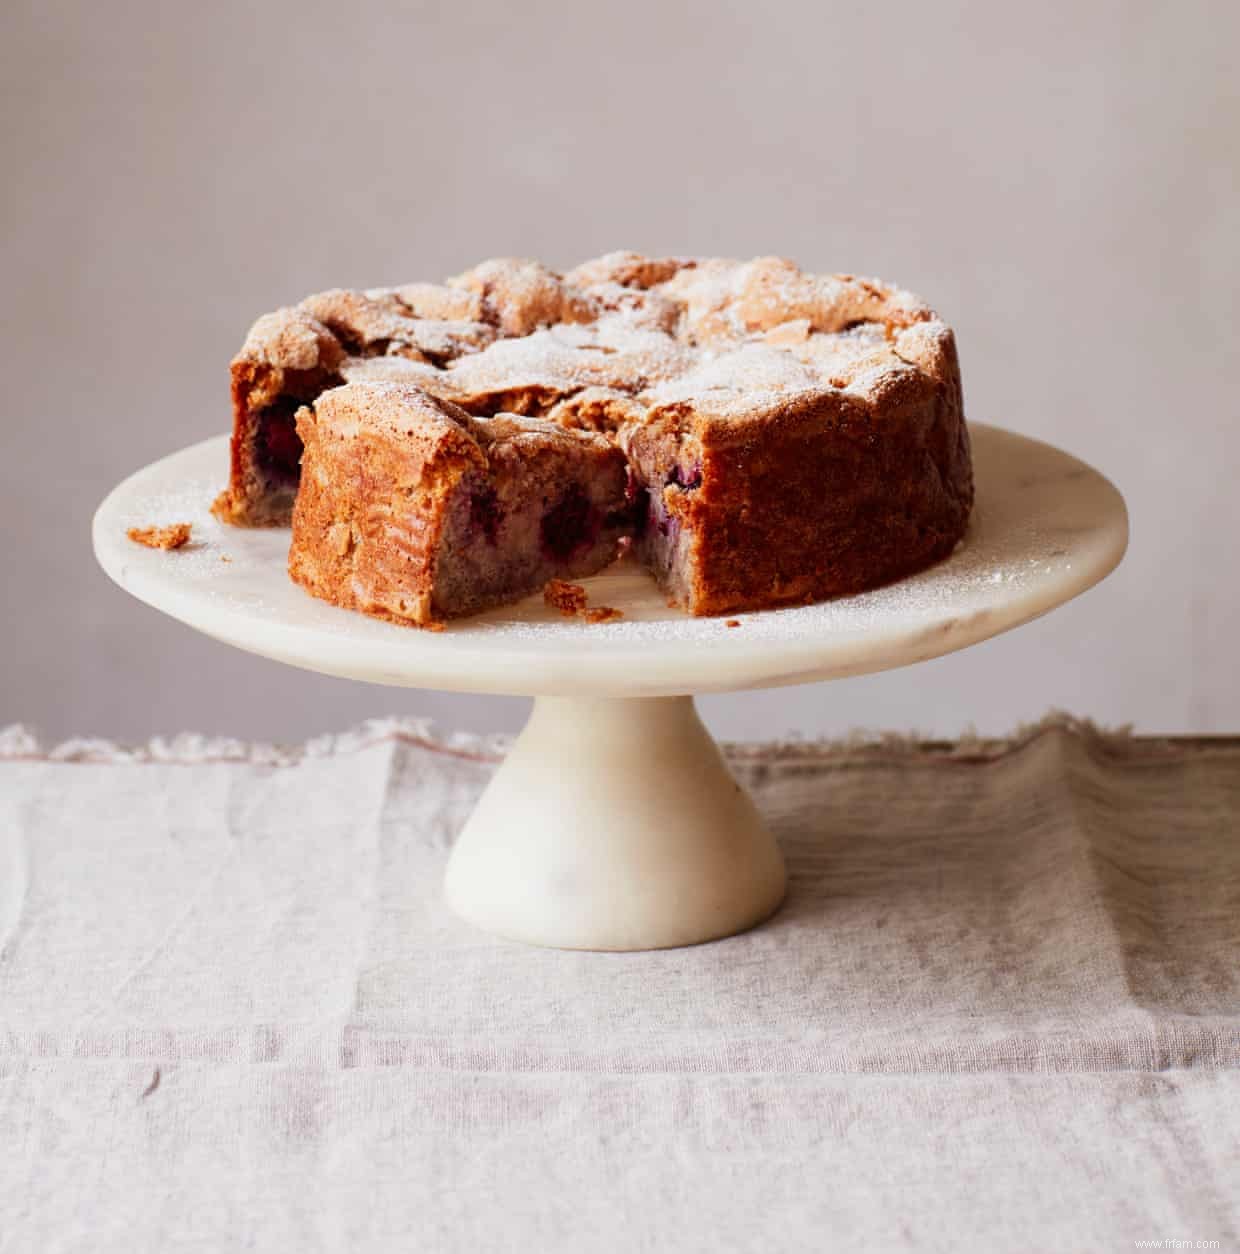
(622, 324, 970, 615)
(288, 381, 631, 625)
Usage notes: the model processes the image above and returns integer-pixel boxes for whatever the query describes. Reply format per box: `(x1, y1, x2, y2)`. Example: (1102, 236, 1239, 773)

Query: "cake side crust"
(288, 382, 485, 625)
(288, 382, 631, 626)
(623, 325, 971, 615)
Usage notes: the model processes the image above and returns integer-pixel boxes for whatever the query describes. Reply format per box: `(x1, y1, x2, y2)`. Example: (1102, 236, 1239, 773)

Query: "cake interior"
(430, 446, 631, 619)
(228, 357, 345, 525)
(633, 456, 702, 613)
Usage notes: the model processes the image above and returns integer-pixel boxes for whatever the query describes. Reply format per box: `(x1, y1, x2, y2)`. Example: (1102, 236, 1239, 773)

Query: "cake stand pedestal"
(446, 695, 784, 949)
(93, 423, 1127, 951)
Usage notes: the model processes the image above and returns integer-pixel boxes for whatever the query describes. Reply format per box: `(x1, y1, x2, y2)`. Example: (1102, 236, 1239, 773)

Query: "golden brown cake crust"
(288, 383, 480, 626)
(222, 254, 973, 617)
(289, 381, 630, 626)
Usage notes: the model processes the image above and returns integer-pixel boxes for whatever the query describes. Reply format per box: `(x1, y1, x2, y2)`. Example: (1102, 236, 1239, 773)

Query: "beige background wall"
(3, 0, 1236, 743)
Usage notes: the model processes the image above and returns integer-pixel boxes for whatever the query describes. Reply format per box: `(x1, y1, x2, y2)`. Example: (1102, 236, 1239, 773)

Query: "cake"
(215, 254, 973, 621)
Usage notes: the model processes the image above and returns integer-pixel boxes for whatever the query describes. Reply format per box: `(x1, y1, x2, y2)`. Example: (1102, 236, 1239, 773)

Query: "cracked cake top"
(232, 253, 957, 434)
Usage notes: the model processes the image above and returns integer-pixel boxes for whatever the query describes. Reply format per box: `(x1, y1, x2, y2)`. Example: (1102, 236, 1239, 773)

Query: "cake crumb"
(544, 579, 588, 616)
(584, 606, 624, 624)
(543, 579, 623, 624)
(725, 619, 741, 628)
(128, 523, 192, 550)
(220, 555, 233, 563)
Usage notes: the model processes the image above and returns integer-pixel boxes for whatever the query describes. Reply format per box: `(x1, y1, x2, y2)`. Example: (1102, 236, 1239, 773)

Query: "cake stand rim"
(91, 422, 1129, 698)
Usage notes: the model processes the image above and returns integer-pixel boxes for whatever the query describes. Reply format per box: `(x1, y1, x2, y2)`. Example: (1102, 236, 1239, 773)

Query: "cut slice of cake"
(621, 321, 971, 616)
(288, 381, 632, 626)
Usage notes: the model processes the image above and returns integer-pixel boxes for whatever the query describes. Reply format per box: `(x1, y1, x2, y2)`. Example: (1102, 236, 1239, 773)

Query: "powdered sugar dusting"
(642, 343, 831, 416)
(239, 255, 948, 433)
(445, 324, 691, 401)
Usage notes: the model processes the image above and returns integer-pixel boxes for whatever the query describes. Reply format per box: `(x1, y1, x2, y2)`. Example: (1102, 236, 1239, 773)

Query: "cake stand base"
(444, 696, 787, 950)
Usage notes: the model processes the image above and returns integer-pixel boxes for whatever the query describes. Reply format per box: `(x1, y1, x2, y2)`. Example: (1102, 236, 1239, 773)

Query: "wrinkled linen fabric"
(0, 716, 1237, 1253)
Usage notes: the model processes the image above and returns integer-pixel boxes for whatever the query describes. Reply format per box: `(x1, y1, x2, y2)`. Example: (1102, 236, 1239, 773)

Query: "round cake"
(214, 254, 973, 622)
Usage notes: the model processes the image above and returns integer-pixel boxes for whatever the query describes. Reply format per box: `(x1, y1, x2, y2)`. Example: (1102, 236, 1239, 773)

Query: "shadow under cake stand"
(93, 423, 1128, 951)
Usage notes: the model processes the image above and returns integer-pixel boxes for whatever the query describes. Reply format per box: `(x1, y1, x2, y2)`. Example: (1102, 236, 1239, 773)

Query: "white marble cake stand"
(93, 423, 1127, 951)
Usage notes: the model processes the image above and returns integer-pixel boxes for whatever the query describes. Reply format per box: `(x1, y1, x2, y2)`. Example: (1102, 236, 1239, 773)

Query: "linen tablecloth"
(1, 715, 1237, 1252)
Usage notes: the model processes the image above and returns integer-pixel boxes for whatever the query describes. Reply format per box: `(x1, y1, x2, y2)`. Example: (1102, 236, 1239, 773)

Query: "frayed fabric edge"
(0, 718, 510, 766)
(0, 711, 1209, 768)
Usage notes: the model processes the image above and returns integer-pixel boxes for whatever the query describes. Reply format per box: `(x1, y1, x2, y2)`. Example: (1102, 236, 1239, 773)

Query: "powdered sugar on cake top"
(234, 254, 952, 430)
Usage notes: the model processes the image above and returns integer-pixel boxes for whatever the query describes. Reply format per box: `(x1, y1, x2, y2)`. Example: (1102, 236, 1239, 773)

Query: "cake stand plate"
(93, 423, 1127, 950)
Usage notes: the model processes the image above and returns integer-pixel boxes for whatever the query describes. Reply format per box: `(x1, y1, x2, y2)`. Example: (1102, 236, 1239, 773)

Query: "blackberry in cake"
(288, 381, 631, 626)
(217, 254, 973, 621)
